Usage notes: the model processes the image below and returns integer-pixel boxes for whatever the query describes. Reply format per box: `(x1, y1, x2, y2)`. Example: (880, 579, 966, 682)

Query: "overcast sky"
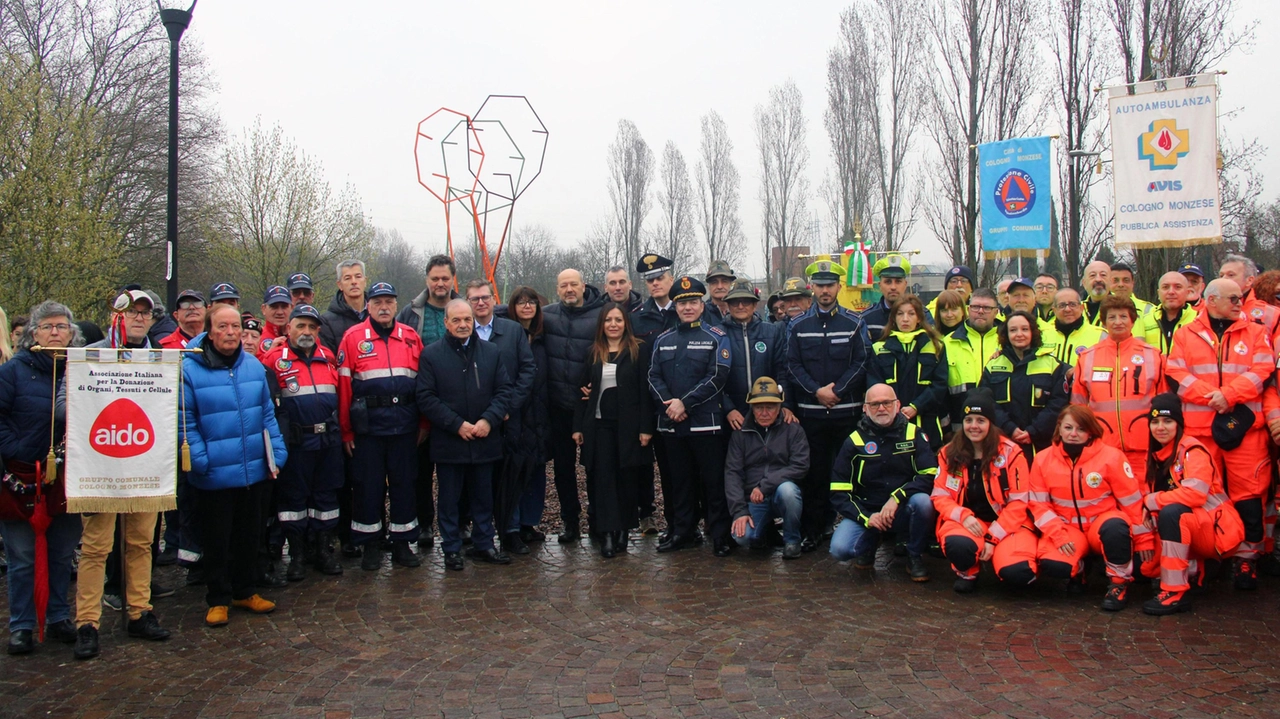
(191, 0, 1275, 278)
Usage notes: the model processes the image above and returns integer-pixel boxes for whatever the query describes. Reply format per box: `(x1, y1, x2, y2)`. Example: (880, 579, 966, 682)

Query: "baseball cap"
(367, 282, 397, 299)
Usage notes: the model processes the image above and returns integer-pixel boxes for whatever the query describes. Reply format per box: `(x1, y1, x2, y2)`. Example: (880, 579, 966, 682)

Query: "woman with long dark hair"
(1139, 393, 1243, 615)
(571, 302, 655, 558)
(868, 296, 948, 448)
(507, 286, 551, 543)
(980, 310, 1069, 459)
(1028, 405, 1146, 611)
(930, 388, 1036, 593)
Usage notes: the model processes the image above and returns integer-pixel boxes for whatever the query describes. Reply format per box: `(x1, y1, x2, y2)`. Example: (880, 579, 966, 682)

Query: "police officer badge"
(1085, 472, 1103, 488)
(681, 277, 692, 290)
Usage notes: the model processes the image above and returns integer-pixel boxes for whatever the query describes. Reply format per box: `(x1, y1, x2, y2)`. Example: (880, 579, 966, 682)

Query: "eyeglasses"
(726, 299, 756, 307)
(36, 323, 72, 333)
(969, 305, 997, 313)
(1226, 295, 1243, 304)
(467, 295, 494, 304)
(1055, 301, 1081, 309)
(513, 299, 537, 307)
(123, 309, 151, 319)
(865, 400, 898, 410)
(177, 301, 203, 310)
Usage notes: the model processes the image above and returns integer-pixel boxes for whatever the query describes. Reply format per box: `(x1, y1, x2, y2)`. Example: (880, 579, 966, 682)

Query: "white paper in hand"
(263, 429, 278, 475)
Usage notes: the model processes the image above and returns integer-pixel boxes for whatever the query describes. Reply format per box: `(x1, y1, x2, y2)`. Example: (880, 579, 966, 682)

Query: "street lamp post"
(158, 0, 196, 311)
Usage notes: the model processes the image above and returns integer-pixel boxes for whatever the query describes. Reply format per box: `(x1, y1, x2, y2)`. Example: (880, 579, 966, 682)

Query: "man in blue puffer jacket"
(181, 304, 287, 628)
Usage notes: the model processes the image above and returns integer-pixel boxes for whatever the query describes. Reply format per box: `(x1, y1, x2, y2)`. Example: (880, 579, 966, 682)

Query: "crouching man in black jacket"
(828, 383, 939, 581)
(417, 300, 514, 571)
(724, 377, 809, 559)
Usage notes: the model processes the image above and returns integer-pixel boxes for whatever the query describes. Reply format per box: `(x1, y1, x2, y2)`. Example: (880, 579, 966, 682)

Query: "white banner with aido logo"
(64, 348, 181, 513)
(1108, 73, 1222, 249)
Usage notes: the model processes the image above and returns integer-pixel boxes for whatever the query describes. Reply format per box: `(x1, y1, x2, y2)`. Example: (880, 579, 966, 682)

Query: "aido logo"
(89, 398, 155, 458)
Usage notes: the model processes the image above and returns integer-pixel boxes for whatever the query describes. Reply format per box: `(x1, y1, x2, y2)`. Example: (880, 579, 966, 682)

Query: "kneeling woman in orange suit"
(1140, 393, 1244, 615)
(931, 388, 1038, 594)
(1028, 405, 1151, 612)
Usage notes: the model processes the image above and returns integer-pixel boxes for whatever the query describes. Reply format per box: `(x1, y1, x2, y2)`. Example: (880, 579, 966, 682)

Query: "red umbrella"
(29, 461, 53, 643)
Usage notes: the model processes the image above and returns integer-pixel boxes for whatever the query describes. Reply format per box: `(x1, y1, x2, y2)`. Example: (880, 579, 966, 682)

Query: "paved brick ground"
(3, 533, 1280, 719)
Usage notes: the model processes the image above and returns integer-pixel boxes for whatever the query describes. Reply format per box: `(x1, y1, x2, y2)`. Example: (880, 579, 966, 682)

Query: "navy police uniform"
(337, 283, 424, 548)
(787, 261, 872, 546)
(631, 253, 679, 529)
(720, 279, 789, 423)
(648, 276, 733, 552)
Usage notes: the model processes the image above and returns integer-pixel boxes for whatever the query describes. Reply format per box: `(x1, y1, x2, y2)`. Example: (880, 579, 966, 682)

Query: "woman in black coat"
(508, 287, 552, 542)
(572, 302, 655, 558)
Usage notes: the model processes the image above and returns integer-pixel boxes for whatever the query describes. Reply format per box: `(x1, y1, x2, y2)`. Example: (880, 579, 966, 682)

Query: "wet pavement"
(3, 528, 1280, 719)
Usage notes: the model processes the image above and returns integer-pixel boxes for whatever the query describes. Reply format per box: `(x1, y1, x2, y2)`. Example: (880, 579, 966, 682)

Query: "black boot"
(601, 532, 617, 559)
(314, 532, 343, 575)
(285, 535, 306, 582)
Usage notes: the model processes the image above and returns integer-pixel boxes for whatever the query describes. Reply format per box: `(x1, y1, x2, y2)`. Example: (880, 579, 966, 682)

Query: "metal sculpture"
(414, 95, 548, 297)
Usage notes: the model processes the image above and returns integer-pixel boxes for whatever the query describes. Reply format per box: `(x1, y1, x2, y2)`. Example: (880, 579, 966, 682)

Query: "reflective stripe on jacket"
(1165, 312, 1273, 434)
(1070, 335, 1164, 457)
(930, 436, 1031, 543)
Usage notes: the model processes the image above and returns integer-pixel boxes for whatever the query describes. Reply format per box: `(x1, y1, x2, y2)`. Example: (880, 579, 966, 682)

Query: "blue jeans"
(0, 514, 83, 632)
(732, 481, 803, 546)
(830, 493, 935, 561)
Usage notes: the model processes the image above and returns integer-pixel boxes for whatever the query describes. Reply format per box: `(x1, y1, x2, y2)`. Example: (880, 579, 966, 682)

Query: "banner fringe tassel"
(66, 496, 177, 514)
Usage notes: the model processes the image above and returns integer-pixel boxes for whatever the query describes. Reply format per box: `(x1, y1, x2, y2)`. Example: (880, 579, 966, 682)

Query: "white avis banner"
(64, 348, 181, 513)
(1108, 73, 1222, 249)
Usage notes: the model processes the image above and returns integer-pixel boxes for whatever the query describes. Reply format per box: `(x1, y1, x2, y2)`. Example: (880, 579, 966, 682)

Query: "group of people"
(1, 247, 1278, 663)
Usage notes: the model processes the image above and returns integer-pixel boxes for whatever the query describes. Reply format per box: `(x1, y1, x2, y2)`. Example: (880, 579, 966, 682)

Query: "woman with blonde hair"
(0, 307, 13, 363)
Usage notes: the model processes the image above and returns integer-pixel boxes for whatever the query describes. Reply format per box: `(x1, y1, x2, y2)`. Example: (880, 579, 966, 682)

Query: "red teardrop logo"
(89, 398, 155, 458)
(1157, 129, 1173, 152)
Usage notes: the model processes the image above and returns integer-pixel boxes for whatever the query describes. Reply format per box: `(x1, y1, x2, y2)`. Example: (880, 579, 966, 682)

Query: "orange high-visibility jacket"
(1142, 435, 1226, 512)
(1028, 440, 1149, 549)
(1242, 296, 1280, 345)
(931, 435, 1032, 544)
(1071, 335, 1165, 457)
(1165, 312, 1274, 435)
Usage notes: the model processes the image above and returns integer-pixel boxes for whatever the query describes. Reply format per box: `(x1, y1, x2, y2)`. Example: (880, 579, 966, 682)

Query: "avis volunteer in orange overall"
(1028, 405, 1149, 612)
(1139, 394, 1244, 615)
(1165, 278, 1274, 590)
(1070, 296, 1164, 471)
(930, 388, 1036, 594)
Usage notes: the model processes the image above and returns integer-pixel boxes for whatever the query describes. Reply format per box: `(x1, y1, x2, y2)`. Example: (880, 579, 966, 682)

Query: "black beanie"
(1149, 393, 1183, 426)
(962, 388, 998, 422)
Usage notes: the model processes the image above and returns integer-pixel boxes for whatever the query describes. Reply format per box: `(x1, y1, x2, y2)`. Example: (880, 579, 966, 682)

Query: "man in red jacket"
(1166, 278, 1275, 590)
(337, 282, 425, 571)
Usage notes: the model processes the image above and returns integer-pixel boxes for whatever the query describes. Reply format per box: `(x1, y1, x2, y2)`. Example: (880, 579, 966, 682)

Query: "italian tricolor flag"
(844, 239, 872, 286)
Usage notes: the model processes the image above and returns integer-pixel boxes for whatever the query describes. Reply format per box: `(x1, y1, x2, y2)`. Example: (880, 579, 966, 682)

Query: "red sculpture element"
(414, 96, 548, 299)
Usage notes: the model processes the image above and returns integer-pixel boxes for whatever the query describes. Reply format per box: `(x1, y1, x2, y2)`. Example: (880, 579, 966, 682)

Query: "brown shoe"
(231, 594, 276, 614)
(205, 606, 229, 627)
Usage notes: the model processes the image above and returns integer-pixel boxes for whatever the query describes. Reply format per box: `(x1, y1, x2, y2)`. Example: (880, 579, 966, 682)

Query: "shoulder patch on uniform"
(707, 325, 727, 336)
(1123, 463, 1134, 479)
(994, 454, 1006, 468)
(864, 441, 878, 454)
(337, 350, 345, 364)
(945, 475, 961, 490)
(720, 348, 730, 360)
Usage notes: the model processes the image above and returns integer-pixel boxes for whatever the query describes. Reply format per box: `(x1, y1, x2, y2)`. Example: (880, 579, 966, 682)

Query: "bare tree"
(606, 120, 654, 278)
(755, 80, 810, 291)
(694, 111, 746, 268)
(924, 0, 1043, 276)
(364, 227, 424, 300)
(575, 217, 624, 288)
(824, 5, 880, 247)
(202, 119, 374, 295)
(496, 224, 569, 299)
(1049, 0, 1112, 287)
(869, 0, 927, 252)
(0, 0, 222, 291)
(651, 141, 703, 274)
